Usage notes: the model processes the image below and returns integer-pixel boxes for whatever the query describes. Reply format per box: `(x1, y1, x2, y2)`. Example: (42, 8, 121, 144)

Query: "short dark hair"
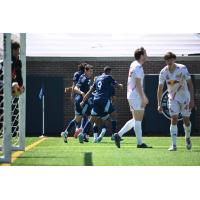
(134, 47, 146, 60)
(85, 64, 93, 71)
(11, 41, 20, 50)
(104, 66, 111, 74)
(78, 62, 87, 71)
(164, 52, 176, 60)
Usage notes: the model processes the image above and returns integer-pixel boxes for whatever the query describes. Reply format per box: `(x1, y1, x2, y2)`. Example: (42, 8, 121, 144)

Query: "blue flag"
(38, 86, 44, 100)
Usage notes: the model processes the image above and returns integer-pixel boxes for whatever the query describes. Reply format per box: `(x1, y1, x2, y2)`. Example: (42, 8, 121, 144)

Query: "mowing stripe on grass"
(0, 137, 47, 166)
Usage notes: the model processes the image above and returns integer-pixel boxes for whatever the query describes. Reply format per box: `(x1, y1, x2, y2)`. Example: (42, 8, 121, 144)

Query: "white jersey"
(127, 60, 144, 99)
(159, 63, 191, 103)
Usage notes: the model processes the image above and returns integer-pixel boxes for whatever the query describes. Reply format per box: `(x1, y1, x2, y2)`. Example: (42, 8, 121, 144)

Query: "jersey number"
(97, 81, 102, 90)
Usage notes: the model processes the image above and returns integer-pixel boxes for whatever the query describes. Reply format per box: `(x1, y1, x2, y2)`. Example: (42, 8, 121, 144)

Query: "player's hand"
(81, 92, 85, 97)
(157, 105, 163, 113)
(19, 85, 25, 93)
(189, 99, 195, 110)
(118, 84, 123, 89)
(80, 101, 84, 108)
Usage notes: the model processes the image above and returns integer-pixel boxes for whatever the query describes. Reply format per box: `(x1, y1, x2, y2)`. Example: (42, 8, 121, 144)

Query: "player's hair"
(104, 66, 111, 74)
(11, 41, 20, 50)
(164, 52, 177, 60)
(78, 62, 87, 71)
(85, 64, 93, 71)
(134, 47, 146, 60)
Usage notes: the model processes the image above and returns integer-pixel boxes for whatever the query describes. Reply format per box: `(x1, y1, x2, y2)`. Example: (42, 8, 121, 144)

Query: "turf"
(7, 136, 200, 166)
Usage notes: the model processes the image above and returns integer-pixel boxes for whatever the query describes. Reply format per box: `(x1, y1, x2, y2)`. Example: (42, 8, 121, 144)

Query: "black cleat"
(137, 143, 152, 148)
(111, 134, 123, 141)
(114, 133, 121, 148)
(83, 136, 89, 142)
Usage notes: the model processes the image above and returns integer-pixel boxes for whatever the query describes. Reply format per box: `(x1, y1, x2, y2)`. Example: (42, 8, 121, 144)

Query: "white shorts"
(168, 99, 191, 117)
(128, 98, 144, 111)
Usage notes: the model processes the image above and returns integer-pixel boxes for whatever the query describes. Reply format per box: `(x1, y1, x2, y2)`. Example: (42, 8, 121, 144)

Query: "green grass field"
(1, 136, 199, 166)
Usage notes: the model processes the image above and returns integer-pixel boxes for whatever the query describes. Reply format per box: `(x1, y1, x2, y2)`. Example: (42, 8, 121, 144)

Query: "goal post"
(0, 33, 12, 163)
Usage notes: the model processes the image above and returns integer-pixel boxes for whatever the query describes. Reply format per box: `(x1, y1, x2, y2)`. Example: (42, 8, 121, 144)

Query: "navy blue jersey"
(76, 74, 92, 95)
(110, 85, 116, 98)
(73, 70, 84, 85)
(93, 74, 117, 100)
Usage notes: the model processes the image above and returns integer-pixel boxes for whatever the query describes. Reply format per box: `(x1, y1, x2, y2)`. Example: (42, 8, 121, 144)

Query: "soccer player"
(79, 66, 123, 143)
(113, 47, 152, 148)
(157, 52, 195, 151)
(61, 64, 93, 143)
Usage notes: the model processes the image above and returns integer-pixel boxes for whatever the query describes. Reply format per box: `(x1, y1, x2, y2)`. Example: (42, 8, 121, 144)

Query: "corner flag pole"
(42, 94, 45, 136)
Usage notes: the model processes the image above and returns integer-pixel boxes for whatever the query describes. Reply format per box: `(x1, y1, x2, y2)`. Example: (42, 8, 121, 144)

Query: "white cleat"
(186, 137, 192, 150)
(61, 131, 68, 143)
(168, 145, 177, 151)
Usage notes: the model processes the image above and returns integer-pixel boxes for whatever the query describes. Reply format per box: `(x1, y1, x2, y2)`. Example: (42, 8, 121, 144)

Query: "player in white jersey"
(157, 52, 195, 151)
(114, 47, 152, 148)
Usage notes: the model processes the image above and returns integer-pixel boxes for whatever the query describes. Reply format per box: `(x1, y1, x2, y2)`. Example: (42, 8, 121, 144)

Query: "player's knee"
(183, 117, 190, 126)
(171, 116, 178, 125)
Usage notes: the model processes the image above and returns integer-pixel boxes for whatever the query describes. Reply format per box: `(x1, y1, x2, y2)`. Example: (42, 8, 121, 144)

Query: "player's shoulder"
(160, 66, 168, 74)
(175, 63, 187, 70)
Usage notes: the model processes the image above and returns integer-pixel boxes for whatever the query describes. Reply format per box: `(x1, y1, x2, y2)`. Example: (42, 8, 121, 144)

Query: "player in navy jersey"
(61, 64, 93, 143)
(79, 66, 123, 143)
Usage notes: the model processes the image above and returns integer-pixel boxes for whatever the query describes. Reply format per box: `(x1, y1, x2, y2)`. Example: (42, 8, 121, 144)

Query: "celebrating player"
(157, 52, 195, 151)
(113, 47, 152, 148)
(61, 64, 93, 143)
(79, 66, 123, 143)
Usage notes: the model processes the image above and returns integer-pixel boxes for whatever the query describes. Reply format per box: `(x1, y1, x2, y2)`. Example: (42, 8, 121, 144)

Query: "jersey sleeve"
(134, 66, 143, 79)
(182, 66, 191, 81)
(76, 76, 82, 88)
(73, 72, 79, 84)
(159, 70, 166, 85)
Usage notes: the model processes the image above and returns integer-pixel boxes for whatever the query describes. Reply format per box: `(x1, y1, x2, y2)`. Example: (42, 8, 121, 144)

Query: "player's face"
(12, 48, 20, 59)
(85, 67, 93, 78)
(140, 51, 147, 64)
(166, 58, 175, 67)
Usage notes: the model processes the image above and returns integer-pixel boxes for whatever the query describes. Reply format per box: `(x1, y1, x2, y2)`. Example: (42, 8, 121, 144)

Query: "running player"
(113, 47, 152, 148)
(61, 64, 93, 143)
(79, 66, 123, 143)
(157, 52, 195, 151)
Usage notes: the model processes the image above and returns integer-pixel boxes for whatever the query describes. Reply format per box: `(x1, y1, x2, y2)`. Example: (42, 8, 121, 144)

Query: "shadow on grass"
(84, 152, 93, 166)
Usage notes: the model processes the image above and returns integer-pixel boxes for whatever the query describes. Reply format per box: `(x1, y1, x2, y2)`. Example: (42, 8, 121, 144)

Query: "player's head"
(104, 66, 112, 74)
(134, 47, 147, 64)
(164, 52, 176, 67)
(11, 41, 20, 59)
(84, 64, 93, 78)
(78, 62, 87, 72)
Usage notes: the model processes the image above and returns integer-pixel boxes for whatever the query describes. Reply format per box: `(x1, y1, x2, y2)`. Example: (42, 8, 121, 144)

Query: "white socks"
(118, 119, 135, 137)
(184, 123, 191, 139)
(99, 128, 106, 138)
(93, 133, 98, 141)
(170, 124, 178, 146)
(134, 121, 143, 145)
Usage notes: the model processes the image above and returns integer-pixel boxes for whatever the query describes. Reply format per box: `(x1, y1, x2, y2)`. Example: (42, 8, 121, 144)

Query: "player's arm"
(80, 86, 95, 107)
(74, 85, 85, 97)
(135, 78, 148, 108)
(187, 79, 195, 109)
(157, 84, 164, 113)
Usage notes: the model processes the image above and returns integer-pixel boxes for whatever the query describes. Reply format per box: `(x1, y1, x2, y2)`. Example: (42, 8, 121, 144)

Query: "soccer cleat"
(137, 143, 152, 148)
(61, 131, 68, 143)
(114, 133, 121, 148)
(186, 137, 192, 150)
(111, 134, 123, 141)
(93, 138, 98, 143)
(168, 145, 177, 151)
(83, 135, 89, 142)
(74, 128, 82, 139)
(78, 133, 84, 143)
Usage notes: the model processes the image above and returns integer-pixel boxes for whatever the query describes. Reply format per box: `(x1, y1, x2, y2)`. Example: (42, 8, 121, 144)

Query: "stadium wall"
(26, 57, 200, 136)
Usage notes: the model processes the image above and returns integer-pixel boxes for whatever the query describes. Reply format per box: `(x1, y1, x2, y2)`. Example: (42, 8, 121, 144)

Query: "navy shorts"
(91, 98, 114, 118)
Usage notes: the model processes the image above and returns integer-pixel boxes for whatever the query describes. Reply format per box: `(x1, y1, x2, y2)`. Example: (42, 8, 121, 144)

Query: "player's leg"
(181, 103, 192, 150)
(61, 115, 82, 143)
(61, 100, 82, 142)
(168, 99, 180, 151)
